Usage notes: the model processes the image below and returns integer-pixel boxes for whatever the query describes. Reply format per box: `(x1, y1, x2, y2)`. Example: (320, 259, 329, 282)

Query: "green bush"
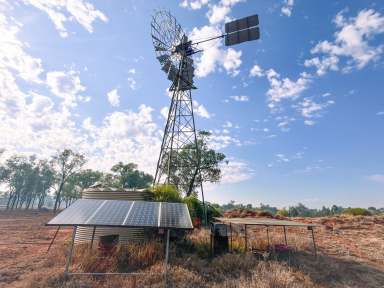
(150, 184, 182, 202)
(343, 207, 372, 216)
(183, 195, 204, 220)
(276, 209, 289, 217)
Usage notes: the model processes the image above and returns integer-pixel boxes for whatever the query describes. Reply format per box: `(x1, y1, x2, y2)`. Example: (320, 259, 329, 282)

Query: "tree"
(165, 131, 226, 196)
(52, 149, 86, 212)
(110, 162, 153, 189)
(70, 169, 104, 190)
(151, 184, 181, 202)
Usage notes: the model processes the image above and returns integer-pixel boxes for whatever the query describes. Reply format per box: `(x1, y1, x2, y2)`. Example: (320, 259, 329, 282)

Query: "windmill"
(151, 10, 260, 223)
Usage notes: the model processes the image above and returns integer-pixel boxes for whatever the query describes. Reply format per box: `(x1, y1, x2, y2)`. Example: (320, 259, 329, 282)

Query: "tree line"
(0, 149, 153, 212)
(214, 201, 384, 217)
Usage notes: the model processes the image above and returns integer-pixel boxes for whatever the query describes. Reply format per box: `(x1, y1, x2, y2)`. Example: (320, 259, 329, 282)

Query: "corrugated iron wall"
(75, 187, 152, 244)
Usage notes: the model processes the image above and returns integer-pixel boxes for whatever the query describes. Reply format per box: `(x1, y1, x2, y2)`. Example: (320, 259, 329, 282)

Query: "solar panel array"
(47, 199, 193, 229)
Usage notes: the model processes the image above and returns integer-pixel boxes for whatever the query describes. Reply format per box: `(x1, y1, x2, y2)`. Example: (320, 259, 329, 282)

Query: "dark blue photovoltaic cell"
(160, 202, 192, 229)
(124, 201, 159, 227)
(47, 199, 193, 229)
(47, 199, 102, 225)
(88, 200, 133, 226)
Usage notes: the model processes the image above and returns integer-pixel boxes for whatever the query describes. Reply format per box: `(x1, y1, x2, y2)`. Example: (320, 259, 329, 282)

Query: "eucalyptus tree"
(164, 131, 226, 196)
(52, 149, 86, 212)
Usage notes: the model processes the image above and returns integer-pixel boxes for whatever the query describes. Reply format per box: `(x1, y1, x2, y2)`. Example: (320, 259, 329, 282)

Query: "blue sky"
(0, 0, 383, 208)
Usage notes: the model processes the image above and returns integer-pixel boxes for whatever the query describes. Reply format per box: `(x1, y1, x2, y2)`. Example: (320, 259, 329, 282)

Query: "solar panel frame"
(47, 199, 193, 230)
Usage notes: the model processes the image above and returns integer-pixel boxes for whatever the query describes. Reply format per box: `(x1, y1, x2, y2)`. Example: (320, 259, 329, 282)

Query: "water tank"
(75, 184, 152, 244)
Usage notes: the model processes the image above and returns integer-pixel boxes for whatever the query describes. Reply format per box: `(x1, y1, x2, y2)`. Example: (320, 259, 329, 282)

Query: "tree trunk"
(187, 167, 200, 197)
(53, 179, 65, 212)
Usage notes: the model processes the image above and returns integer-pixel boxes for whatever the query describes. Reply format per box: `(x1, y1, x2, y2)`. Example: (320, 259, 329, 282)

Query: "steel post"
(90, 226, 96, 249)
(65, 226, 77, 275)
(47, 226, 60, 253)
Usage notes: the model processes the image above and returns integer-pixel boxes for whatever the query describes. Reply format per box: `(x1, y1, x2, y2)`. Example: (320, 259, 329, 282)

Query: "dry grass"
(0, 211, 384, 287)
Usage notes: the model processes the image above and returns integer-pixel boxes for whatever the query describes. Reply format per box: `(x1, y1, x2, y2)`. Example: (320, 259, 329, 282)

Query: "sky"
(0, 0, 383, 208)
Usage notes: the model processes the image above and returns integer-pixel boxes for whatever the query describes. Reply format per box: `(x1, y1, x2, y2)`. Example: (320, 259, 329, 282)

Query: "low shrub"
(343, 207, 372, 216)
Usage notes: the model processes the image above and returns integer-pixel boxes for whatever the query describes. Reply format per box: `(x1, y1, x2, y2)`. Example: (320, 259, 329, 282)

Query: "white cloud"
(189, 25, 242, 77)
(276, 115, 295, 132)
(222, 48, 242, 76)
(229, 95, 249, 102)
(249, 64, 263, 77)
(46, 70, 86, 107)
(160, 106, 169, 119)
(281, 0, 294, 17)
(127, 77, 137, 90)
(304, 119, 315, 126)
(180, 0, 209, 10)
(376, 111, 384, 116)
(0, 13, 43, 83)
(366, 174, 384, 184)
(297, 98, 334, 125)
(222, 121, 233, 128)
(23, 0, 108, 38)
(127, 68, 137, 90)
(207, 130, 240, 150)
(220, 159, 253, 183)
(0, 6, 160, 175)
(107, 89, 120, 107)
(305, 9, 384, 75)
(193, 100, 211, 118)
(266, 69, 311, 103)
(206, 0, 243, 24)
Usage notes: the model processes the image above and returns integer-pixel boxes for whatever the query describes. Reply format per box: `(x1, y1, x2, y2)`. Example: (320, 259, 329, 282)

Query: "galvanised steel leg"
(47, 226, 60, 252)
(90, 226, 96, 249)
(164, 229, 170, 285)
(230, 223, 233, 252)
(310, 227, 317, 256)
(267, 226, 270, 248)
(65, 226, 77, 275)
(283, 226, 288, 245)
(244, 225, 247, 252)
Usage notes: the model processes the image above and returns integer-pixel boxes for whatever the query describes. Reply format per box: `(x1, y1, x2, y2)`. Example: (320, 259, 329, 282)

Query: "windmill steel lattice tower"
(151, 10, 260, 215)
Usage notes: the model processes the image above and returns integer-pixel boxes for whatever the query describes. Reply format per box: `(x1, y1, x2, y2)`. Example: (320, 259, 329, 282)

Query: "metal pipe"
(164, 229, 170, 284)
(244, 225, 247, 252)
(230, 223, 233, 252)
(283, 226, 287, 245)
(90, 226, 96, 249)
(310, 227, 317, 256)
(266, 226, 270, 248)
(47, 226, 60, 252)
(65, 226, 77, 275)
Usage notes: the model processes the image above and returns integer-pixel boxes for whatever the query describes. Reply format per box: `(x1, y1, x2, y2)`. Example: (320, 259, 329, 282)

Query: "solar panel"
(124, 201, 159, 227)
(225, 27, 260, 46)
(225, 14, 259, 34)
(160, 202, 193, 229)
(47, 199, 193, 229)
(88, 200, 132, 226)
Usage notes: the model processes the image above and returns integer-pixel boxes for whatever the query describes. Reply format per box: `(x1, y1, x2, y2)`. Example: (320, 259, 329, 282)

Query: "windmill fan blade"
(161, 60, 172, 73)
(167, 65, 178, 82)
(155, 45, 168, 52)
(152, 34, 169, 49)
(157, 55, 170, 65)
